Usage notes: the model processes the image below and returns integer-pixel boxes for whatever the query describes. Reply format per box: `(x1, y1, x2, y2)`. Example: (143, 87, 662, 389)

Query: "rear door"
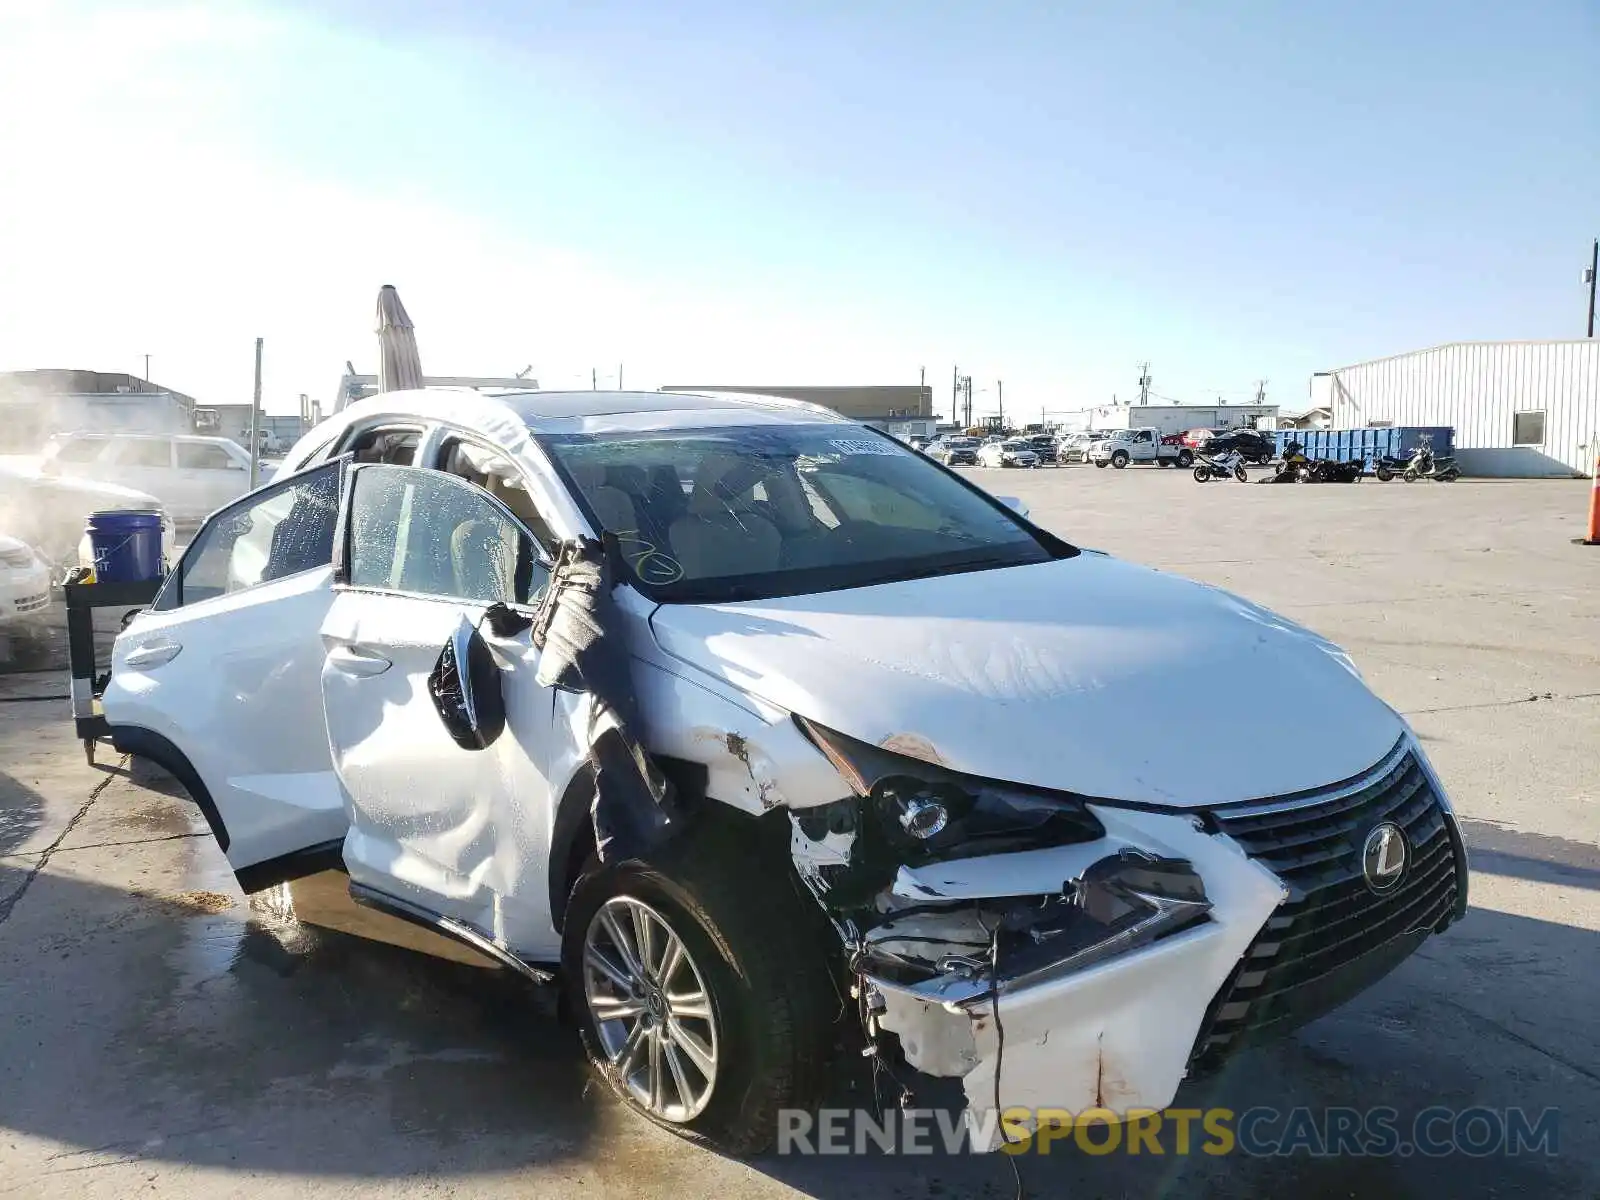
(319, 462, 565, 955)
(103, 458, 350, 891)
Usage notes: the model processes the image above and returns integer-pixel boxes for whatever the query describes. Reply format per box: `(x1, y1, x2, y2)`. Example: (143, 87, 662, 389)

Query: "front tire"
(1192, 466, 1210, 482)
(1403, 468, 1419, 482)
(1094, 460, 1108, 469)
(563, 839, 834, 1154)
(1176, 449, 1194, 468)
(1376, 465, 1394, 482)
(1233, 464, 1249, 483)
(1111, 451, 1129, 469)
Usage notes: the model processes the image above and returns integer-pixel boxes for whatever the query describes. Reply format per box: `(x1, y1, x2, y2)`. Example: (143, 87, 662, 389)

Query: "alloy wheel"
(582, 895, 720, 1122)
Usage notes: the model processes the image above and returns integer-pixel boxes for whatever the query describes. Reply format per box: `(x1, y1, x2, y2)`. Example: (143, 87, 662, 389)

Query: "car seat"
(668, 453, 781, 580)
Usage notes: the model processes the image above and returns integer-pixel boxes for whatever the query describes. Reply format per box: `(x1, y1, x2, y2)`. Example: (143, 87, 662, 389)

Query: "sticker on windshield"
(829, 439, 900, 457)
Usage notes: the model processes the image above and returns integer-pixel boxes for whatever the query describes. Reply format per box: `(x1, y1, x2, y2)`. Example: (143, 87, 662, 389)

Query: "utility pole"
(1137, 362, 1151, 405)
(249, 338, 263, 490)
(1254, 379, 1268, 405)
(143, 354, 151, 384)
(997, 380, 1004, 427)
(591, 367, 597, 390)
(1586, 238, 1597, 338)
(618, 363, 624, 389)
(952, 365, 960, 423)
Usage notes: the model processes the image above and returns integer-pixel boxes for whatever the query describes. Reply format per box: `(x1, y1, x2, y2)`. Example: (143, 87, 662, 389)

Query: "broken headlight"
(793, 718, 1106, 907)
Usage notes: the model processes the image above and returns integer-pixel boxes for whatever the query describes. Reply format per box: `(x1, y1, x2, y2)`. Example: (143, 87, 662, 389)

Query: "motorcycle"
(1260, 441, 1311, 483)
(1193, 448, 1249, 483)
(1307, 457, 1366, 483)
(1372, 453, 1411, 482)
(1397, 447, 1459, 482)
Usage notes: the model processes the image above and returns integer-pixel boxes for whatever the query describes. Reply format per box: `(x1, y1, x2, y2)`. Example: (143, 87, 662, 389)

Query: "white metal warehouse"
(1315, 341, 1599, 477)
(1070, 403, 1279, 437)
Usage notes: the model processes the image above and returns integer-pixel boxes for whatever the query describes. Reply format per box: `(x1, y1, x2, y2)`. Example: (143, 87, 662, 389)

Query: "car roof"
(52, 430, 236, 445)
(326, 387, 856, 439)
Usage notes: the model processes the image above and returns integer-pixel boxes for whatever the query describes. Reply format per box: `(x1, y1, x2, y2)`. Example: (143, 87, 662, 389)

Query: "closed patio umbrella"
(376, 284, 423, 392)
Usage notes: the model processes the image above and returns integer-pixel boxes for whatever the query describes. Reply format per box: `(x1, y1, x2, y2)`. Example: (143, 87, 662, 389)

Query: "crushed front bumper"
(833, 739, 1466, 1144)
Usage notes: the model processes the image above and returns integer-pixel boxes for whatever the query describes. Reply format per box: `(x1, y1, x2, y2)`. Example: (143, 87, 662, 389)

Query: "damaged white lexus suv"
(104, 387, 1467, 1152)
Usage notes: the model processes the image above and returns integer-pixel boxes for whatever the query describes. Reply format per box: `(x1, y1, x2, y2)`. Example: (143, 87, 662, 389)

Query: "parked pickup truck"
(1089, 428, 1195, 469)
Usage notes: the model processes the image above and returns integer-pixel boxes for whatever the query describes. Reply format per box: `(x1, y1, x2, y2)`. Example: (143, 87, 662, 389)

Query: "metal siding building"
(1325, 341, 1599, 477)
(1077, 403, 1279, 435)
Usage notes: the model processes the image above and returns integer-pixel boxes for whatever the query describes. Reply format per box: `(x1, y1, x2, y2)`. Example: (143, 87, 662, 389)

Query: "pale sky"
(1, 1, 1595, 418)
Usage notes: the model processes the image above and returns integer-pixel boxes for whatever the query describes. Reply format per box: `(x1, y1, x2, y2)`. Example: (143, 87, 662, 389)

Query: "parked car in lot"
(1026, 434, 1059, 464)
(40, 432, 261, 526)
(1202, 429, 1277, 465)
(1089, 427, 1195, 469)
(103, 387, 1467, 1153)
(977, 438, 1040, 468)
(928, 436, 980, 466)
(1056, 430, 1114, 463)
(0, 534, 52, 636)
(0, 461, 175, 574)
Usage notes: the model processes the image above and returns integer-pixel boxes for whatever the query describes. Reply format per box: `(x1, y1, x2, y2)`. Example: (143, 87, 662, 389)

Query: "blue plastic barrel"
(86, 510, 163, 582)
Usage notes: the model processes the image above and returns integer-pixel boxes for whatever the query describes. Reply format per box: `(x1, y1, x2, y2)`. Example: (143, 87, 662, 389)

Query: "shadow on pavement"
(0, 775, 607, 1181)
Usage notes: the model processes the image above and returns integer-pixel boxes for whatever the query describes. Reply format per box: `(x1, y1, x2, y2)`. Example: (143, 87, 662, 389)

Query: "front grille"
(1189, 740, 1464, 1071)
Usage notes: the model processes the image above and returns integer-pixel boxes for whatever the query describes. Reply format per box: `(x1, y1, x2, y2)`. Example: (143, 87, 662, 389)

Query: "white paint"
(649, 552, 1403, 807)
(319, 588, 565, 958)
(106, 565, 347, 868)
(952, 806, 1283, 1140)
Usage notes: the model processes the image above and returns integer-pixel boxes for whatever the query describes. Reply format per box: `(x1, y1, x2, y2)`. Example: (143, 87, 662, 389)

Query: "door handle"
(124, 638, 182, 669)
(327, 645, 392, 677)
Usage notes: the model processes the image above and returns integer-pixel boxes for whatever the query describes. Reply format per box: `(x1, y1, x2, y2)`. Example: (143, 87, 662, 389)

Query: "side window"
(176, 442, 238, 470)
(155, 460, 341, 610)
(344, 465, 546, 605)
(344, 425, 422, 465)
(111, 439, 173, 467)
(436, 437, 557, 550)
(54, 437, 109, 464)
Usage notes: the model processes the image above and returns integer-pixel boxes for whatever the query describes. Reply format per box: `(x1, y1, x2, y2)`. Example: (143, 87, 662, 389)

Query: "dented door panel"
(322, 589, 564, 957)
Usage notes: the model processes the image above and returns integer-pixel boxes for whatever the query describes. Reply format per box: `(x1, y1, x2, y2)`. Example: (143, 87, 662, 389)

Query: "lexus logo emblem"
(1362, 822, 1408, 892)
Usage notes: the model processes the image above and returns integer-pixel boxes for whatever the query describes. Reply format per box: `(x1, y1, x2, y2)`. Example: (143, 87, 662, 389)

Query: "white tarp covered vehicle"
(103, 388, 1467, 1152)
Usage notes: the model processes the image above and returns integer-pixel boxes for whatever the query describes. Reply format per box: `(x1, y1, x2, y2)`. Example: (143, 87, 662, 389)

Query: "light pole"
(1585, 238, 1597, 338)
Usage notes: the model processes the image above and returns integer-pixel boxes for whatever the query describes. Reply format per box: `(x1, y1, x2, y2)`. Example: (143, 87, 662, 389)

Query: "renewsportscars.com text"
(777, 1106, 1559, 1157)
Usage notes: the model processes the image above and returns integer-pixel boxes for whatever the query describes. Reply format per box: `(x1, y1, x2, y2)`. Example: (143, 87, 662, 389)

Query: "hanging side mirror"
(996, 495, 1030, 519)
(427, 615, 506, 750)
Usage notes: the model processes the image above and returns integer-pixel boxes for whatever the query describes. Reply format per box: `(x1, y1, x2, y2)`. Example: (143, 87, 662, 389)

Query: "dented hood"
(647, 553, 1404, 807)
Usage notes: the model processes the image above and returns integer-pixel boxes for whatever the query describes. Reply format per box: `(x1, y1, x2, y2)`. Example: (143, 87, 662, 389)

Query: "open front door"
(104, 458, 352, 892)
(318, 463, 563, 958)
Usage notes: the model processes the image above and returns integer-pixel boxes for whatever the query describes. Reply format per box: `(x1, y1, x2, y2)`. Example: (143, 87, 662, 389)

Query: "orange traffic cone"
(1585, 453, 1600, 545)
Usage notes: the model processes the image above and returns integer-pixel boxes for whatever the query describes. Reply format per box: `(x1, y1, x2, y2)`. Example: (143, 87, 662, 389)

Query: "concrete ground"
(1, 468, 1596, 1199)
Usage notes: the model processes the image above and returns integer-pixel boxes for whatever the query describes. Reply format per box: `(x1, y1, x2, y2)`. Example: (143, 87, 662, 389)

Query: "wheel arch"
(108, 724, 230, 851)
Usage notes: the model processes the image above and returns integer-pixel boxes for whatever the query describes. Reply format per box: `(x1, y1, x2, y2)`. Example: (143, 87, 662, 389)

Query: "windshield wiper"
(846, 554, 1029, 589)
